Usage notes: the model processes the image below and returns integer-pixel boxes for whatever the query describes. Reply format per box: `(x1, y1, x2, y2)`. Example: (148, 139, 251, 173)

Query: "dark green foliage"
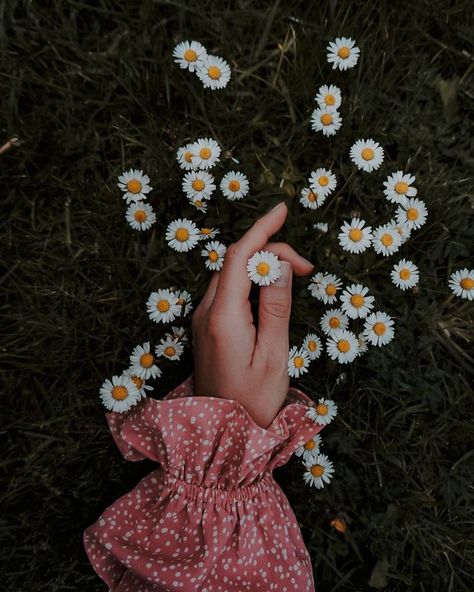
(1, 0, 473, 590)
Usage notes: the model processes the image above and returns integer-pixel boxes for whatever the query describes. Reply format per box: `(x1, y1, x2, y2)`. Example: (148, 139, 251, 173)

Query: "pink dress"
(83, 373, 327, 591)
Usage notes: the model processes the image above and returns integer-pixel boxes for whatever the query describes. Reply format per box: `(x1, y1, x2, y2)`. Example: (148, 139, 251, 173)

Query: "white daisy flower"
(320, 309, 350, 336)
(389, 219, 412, 244)
(188, 196, 209, 213)
(192, 137, 221, 170)
(166, 218, 201, 252)
(99, 374, 141, 413)
(295, 434, 323, 463)
(146, 288, 181, 324)
(356, 332, 369, 356)
(177, 143, 198, 171)
(391, 259, 420, 290)
(310, 107, 342, 136)
(448, 268, 474, 300)
(169, 326, 189, 343)
(315, 84, 342, 110)
(125, 202, 156, 231)
(318, 273, 344, 305)
(247, 250, 281, 286)
(196, 54, 231, 90)
(308, 272, 326, 299)
(326, 329, 359, 363)
(372, 223, 403, 257)
(174, 289, 193, 316)
(220, 171, 249, 200)
(198, 227, 220, 240)
(309, 168, 337, 197)
(383, 171, 417, 204)
(350, 139, 384, 172)
(155, 336, 184, 361)
(302, 333, 323, 360)
(129, 341, 163, 380)
(306, 398, 338, 425)
(339, 284, 375, 319)
(121, 368, 154, 400)
(201, 240, 227, 271)
(313, 222, 329, 232)
(303, 453, 335, 489)
(395, 198, 428, 231)
(299, 187, 326, 210)
(338, 218, 373, 254)
(327, 37, 360, 71)
(182, 170, 216, 201)
(288, 346, 310, 378)
(363, 311, 395, 347)
(172, 40, 207, 72)
(117, 169, 153, 204)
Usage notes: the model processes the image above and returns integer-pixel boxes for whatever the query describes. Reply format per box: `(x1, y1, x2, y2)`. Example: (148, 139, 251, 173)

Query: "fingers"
(261, 242, 314, 276)
(193, 271, 220, 317)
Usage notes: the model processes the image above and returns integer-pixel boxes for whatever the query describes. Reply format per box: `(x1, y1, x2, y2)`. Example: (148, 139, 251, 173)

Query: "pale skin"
(191, 201, 315, 429)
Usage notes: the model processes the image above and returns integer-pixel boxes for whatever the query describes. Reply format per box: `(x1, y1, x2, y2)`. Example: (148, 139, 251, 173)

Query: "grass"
(1, 0, 473, 590)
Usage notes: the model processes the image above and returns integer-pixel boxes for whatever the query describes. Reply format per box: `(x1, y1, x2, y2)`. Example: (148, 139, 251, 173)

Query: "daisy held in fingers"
(247, 250, 282, 286)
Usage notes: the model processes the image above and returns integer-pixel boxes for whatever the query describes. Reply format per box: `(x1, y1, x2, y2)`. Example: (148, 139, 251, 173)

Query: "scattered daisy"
(391, 259, 420, 290)
(129, 341, 163, 380)
(327, 37, 360, 71)
(313, 222, 329, 232)
(174, 289, 193, 316)
(247, 250, 281, 286)
(339, 284, 375, 319)
(198, 226, 220, 240)
(188, 196, 209, 213)
(326, 329, 359, 363)
(172, 40, 207, 72)
(303, 453, 335, 489)
(155, 336, 184, 361)
(177, 143, 198, 171)
(196, 54, 231, 90)
(395, 197, 428, 230)
(166, 218, 201, 252)
(350, 139, 384, 172)
(320, 309, 350, 336)
(302, 333, 323, 360)
(306, 397, 338, 425)
(146, 288, 181, 324)
(389, 219, 412, 244)
(448, 268, 474, 300)
(169, 326, 189, 343)
(383, 171, 417, 204)
(338, 218, 373, 253)
(122, 368, 154, 400)
(99, 374, 141, 413)
(356, 332, 369, 356)
(310, 107, 342, 136)
(201, 240, 227, 271)
(192, 137, 221, 170)
(182, 170, 216, 201)
(315, 84, 342, 110)
(220, 171, 249, 200)
(125, 202, 156, 231)
(363, 311, 395, 347)
(295, 434, 323, 463)
(117, 169, 153, 204)
(309, 168, 337, 197)
(318, 273, 344, 305)
(308, 272, 326, 299)
(288, 346, 310, 378)
(372, 223, 403, 257)
(300, 187, 326, 210)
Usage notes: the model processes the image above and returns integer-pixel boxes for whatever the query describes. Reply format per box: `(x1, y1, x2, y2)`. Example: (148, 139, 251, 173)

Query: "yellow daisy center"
(400, 268, 411, 280)
(199, 147, 211, 159)
(308, 340, 317, 351)
(319, 175, 329, 186)
(134, 210, 147, 222)
(131, 376, 144, 389)
(294, 356, 304, 369)
(177, 297, 184, 305)
(228, 180, 240, 192)
(460, 277, 474, 290)
(201, 228, 211, 234)
(307, 191, 317, 202)
(157, 299, 170, 312)
(395, 181, 409, 194)
(257, 262, 270, 276)
(184, 49, 197, 62)
(184, 151, 193, 163)
(112, 385, 128, 400)
(194, 200, 203, 207)
(140, 353, 154, 368)
(349, 228, 363, 241)
(373, 322, 386, 335)
(127, 179, 142, 194)
(316, 403, 328, 415)
(337, 46, 350, 59)
(321, 113, 333, 125)
(192, 179, 205, 191)
(407, 207, 419, 220)
(326, 283, 337, 296)
(337, 339, 350, 353)
(209, 250, 219, 262)
(362, 148, 374, 160)
(329, 316, 340, 329)
(208, 66, 221, 79)
(350, 294, 365, 308)
(164, 346, 176, 357)
(305, 440, 316, 450)
(311, 464, 325, 477)
(325, 94, 335, 105)
(176, 228, 190, 241)
(381, 233, 393, 246)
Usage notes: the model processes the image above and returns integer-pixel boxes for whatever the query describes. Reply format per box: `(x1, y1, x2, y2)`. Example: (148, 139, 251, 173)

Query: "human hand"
(191, 201, 314, 429)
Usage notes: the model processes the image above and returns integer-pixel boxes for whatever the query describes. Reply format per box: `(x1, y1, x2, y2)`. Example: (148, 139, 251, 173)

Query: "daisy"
(395, 198, 428, 230)
(315, 84, 342, 110)
(310, 107, 342, 136)
(308, 272, 326, 299)
(155, 336, 184, 361)
(177, 143, 198, 171)
(295, 434, 323, 463)
(166, 218, 201, 252)
(146, 288, 181, 324)
(326, 329, 359, 363)
(383, 171, 417, 204)
(313, 222, 329, 232)
(350, 139, 384, 172)
(389, 219, 412, 244)
(320, 309, 350, 336)
(122, 368, 154, 400)
(169, 326, 189, 343)
(129, 341, 163, 380)
(172, 40, 207, 72)
(117, 169, 153, 204)
(174, 289, 193, 316)
(299, 187, 326, 210)
(247, 250, 281, 286)
(303, 453, 335, 489)
(363, 311, 395, 347)
(309, 168, 337, 197)
(327, 37, 360, 71)
(306, 398, 338, 425)
(318, 273, 344, 305)
(125, 202, 156, 231)
(338, 218, 373, 254)
(391, 259, 420, 290)
(302, 333, 323, 360)
(372, 223, 403, 257)
(188, 196, 209, 213)
(99, 374, 141, 413)
(201, 240, 227, 271)
(356, 332, 369, 356)
(198, 227, 220, 240)
(192, 137, 221, 170)
(182, 171, 216, 201)
(220, 171, 249, 200)
(196, 54, 231, 90)
(339, 284, 375, 319)
(288, 346, 310, 378)
(448, 268, 474, 300)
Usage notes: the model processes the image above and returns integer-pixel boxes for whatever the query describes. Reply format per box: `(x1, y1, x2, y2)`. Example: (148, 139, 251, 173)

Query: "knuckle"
(206, 312, 225, 336)
(224, 242, 240, 260)
(261, 298, 291, 319)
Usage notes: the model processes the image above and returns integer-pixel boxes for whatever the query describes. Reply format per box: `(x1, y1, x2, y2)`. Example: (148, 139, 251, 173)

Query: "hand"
(191, 201, 314, 429)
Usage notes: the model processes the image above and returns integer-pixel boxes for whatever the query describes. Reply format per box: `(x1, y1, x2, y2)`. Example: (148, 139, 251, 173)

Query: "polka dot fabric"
(83, 373, 327, 591)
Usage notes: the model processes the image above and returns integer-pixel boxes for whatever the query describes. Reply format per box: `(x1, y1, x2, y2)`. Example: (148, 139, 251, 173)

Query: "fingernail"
(298, 254, 314, 268)
(268, 201, 286, 213)
(274, 261, 291, 287)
